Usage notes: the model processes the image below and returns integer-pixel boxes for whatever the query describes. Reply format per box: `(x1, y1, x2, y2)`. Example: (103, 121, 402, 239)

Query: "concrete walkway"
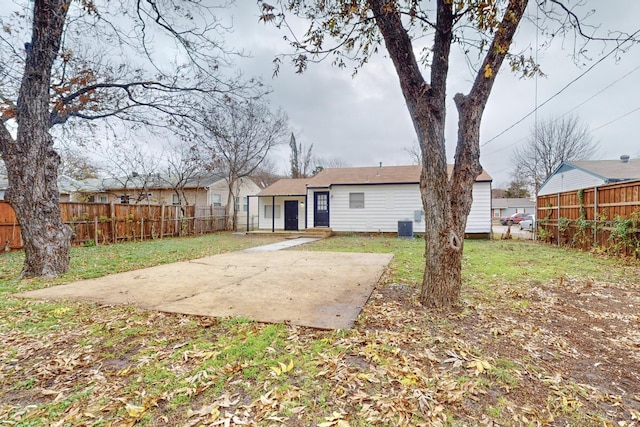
(241, 237, 320, 252)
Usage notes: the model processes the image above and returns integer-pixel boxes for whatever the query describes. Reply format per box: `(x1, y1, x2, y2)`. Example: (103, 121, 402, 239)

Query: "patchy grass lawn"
(1, 233, 639, 426)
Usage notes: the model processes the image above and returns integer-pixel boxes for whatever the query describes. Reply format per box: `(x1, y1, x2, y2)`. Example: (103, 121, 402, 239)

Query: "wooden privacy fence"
(0, 201, 229, 251)
(537, 180, 640, 257)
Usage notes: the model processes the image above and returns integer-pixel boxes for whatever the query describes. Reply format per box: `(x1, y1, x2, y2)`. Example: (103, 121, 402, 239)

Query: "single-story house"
(538, 156, 640, 196)
(1, 175, 76, 201)
(73, 174, 260, 214)
(491, 197, 535, 219)
(252, 164, 493, 237)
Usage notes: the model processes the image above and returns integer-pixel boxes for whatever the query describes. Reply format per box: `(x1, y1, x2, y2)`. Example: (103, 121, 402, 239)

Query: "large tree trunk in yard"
(6, 146, 73, 278)
(0, 0, 73, 278)
(370, 0, 528, 307)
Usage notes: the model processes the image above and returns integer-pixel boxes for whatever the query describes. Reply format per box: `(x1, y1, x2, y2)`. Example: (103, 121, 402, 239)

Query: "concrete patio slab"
(18, 250, 393, 329)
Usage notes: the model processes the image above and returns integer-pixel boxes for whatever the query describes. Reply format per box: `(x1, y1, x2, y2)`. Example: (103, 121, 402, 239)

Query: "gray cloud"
(225, 2, 640, 185)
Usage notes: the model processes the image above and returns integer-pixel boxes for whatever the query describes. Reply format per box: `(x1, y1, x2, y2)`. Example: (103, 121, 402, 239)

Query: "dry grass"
(1, 234, 639, 426)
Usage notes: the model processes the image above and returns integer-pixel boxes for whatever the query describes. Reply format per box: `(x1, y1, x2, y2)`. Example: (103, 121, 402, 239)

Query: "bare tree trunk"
(370, 0, 527, 307)
(1, 0, 73, 278)
(225, 178, 237, 231)
(5, 142, 73, 278)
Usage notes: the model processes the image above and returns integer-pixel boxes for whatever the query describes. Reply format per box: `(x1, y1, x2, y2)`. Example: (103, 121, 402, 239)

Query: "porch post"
(272, 196, 275, 233)
(304, 194, 308, 229)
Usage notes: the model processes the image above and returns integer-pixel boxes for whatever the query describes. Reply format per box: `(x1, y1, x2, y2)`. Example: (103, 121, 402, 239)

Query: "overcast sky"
(218, 2, 640, 187)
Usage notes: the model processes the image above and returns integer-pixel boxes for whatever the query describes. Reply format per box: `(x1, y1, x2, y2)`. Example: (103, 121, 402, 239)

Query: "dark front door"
(284, 200, 299, 231)
(314, 192, 329, 227)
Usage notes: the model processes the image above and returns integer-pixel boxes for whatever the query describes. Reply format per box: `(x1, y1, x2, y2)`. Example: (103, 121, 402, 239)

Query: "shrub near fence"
(0, 201, 229, 251)
(537, 180, 640, 257)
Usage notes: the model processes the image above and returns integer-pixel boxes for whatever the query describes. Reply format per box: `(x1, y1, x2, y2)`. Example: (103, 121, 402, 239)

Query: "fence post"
(594, 186, 598, 248)
(94, 216, 99, 245)
(557, 192, 561, 246)
(111, 202, 117, 244)
(175, 205, 179, 236)
(141, 217, 144, 241)
(160, 205, 165, 239)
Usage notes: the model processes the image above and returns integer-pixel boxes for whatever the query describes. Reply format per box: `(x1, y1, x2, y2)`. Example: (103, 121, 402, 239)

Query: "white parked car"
(519, 214, 536, 231)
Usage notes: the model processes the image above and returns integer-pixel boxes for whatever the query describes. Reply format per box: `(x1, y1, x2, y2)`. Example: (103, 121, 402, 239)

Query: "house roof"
(257, 178, 310, 196)
(0, 176, 79, 197)
(258, 164, 492, 196)
(77, 173, 227, 192)
(538, 158, 640, 193)
(57, 175, 83, 195)
(564, 159, 640, 181)
(309, 164, 492, 187)
(492, 198, 535, 209)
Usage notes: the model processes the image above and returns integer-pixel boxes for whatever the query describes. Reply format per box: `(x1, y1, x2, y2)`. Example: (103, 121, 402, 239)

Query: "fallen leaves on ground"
(1, 262, 640, 425)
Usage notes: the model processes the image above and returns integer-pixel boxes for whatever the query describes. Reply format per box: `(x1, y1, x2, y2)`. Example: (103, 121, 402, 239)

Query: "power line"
(480, 28, 640, 148)
(483, 62, 640, 158)
(563, 64, 640, 116)
(591, 105, 640, 133)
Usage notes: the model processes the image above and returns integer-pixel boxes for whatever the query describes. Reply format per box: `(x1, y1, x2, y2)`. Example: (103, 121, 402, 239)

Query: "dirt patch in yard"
(368, 274, 640, 424)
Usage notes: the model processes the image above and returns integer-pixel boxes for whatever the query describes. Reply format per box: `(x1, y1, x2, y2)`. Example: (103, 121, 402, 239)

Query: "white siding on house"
(208, 177, 261, 210)
(257, 196, 306, 230)
(465, 182, 491, 233)
(310, 182, 492, 234)
(327, 184, 422, 233)
(538, 169, 604, 196)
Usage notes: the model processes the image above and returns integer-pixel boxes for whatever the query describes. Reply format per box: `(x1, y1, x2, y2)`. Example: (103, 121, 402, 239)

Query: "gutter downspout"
(272, 196, 275, 233)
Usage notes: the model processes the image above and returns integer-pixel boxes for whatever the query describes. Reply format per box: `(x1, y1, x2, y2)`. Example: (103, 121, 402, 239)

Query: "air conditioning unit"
(398, 220, 413, 238)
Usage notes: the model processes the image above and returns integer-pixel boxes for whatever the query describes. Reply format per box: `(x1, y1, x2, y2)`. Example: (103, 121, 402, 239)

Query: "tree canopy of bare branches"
(200, 99, 288, 229)
(513, 114, 598, 190)
(0, 1, 264, 277)
(259, 0, 639, 307)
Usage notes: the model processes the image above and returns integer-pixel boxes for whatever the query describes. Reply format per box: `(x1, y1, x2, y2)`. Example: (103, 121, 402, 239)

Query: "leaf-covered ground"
(1, 234, 639, 426)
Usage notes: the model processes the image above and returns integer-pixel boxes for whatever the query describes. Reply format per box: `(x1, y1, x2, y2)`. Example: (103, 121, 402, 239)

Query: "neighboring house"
(0, 177, 7, 201)
(57, 175, 82, 202)
(253, 164, 493, 237)
(538, 156, 640, 196)
(1, 175, 93, 202)
(73, 174, 260, 214)
(491, 198, 535, 219)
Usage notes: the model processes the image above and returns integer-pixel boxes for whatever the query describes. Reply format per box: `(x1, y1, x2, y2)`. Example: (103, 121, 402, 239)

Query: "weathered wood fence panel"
(537, 180, 640, 256)
(0, 202, 22, 251)
(0, 201, 228, 251)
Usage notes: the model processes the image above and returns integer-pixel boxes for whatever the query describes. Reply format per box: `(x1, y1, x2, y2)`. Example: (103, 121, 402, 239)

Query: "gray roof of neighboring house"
(76, 173, 227, 192)
(539, 158, 640, 192)
(57, 175, 84, 195)
(0, 175, 104, 195)
(564, 159, 640, 181)
(492, 198, 536, 209)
